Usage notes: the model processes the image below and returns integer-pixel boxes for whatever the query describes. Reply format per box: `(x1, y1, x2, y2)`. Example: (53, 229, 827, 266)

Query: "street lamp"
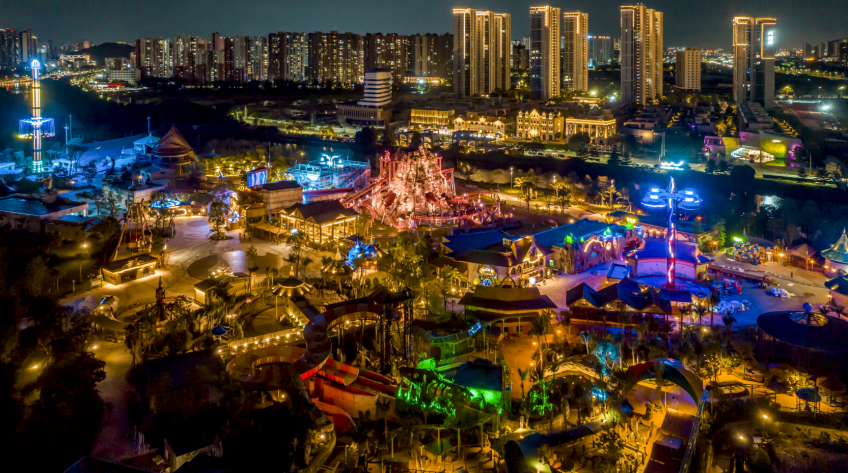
(80, 242, 89, 281)
(510, 167, 514, 188)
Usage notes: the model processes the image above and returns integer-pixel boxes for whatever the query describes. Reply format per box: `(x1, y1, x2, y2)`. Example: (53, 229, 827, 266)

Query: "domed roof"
(822, 229, 848, 265)
(757, 311, 848, 352)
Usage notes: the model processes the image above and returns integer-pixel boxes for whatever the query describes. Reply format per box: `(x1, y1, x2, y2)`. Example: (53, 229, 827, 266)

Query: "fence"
(228, 327, 302, 349)
(678, 391, 708, 473)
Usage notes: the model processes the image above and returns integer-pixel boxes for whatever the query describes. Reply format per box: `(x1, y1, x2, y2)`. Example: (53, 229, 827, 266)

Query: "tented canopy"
(789, 243, 816, 258)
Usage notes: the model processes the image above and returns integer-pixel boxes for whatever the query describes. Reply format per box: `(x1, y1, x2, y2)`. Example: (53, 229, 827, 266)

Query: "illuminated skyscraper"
(733, 17, 777, 108)
(453, 8, 511, 97)
(621, 4, 663, 105)
(562, 11, 588, 92)
(675, 47, 701, 91)
(19, 59, 55, 174)
(529, 6, 560, 100)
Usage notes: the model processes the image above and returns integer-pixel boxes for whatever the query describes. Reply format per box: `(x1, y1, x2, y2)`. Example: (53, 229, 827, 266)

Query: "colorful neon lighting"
(641, 177, 701, 289)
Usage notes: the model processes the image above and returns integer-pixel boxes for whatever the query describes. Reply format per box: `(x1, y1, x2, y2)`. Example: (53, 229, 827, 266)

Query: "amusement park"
(2, 39, 848, 473)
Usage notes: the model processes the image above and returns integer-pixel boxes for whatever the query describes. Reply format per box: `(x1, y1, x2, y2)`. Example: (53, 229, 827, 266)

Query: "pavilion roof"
(822, 229, 848, 264)
(151, 125, 195, 159)
(789, 243, 816, 258)
(459, 286, 557, 313)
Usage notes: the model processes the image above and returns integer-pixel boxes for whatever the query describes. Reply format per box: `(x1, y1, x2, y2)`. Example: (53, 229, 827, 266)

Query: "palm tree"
(492, 169, 504, 191)
(513, 175, 536, 210)
(708, 292, 720, 326)
(517, 368, 530, 403)
(529, 312, 551, 416)
(721, 312, 737, 346)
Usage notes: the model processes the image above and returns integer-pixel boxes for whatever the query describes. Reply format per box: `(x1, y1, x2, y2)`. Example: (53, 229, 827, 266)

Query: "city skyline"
(4, 0, 847, 49)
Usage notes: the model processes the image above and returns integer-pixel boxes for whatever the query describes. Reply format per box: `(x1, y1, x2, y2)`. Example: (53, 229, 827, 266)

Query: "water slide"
(227, 300, 395, 393)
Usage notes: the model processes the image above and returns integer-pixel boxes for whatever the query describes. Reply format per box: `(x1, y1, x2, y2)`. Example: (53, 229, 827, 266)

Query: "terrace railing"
(678, 391, 709, 473)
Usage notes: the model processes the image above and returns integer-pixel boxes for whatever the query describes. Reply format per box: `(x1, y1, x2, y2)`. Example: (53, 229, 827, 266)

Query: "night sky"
(5, 0, 847, 49)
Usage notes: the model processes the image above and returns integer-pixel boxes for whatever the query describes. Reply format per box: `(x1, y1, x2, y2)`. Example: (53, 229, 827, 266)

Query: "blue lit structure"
(345, 239, 378, 267)
(287, 154, 370, 191)
(18, 60, 55, 174)
(642, 177, 701, 289)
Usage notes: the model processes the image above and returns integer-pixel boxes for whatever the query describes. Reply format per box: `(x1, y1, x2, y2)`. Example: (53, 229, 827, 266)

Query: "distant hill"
(75, 43, 134, 65)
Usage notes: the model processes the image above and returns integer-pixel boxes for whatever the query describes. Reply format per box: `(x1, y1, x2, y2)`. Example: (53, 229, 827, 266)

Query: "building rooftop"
(278, 200, 359, 224)
(822, 229, 848, 265)
(0, 195, 87, 217)
(628, 239, 712, 265)
(531, 219, 626, 248)
(757, 311, 848, 352)
(256, 180, 303, 191)
(460, 286, 557, 313)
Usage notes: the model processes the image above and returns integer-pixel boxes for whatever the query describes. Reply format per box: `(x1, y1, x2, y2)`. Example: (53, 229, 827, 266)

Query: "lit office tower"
(562, 11, 588, 92)
(453, 8, 511, 97)
(620, 4, 663, 105)
(588, 35, 613, 67)
(733, 17, 777, 109)
(18, 59, 55, 174)
(675, 47, 701, 91)
(529, 6, 560, 100)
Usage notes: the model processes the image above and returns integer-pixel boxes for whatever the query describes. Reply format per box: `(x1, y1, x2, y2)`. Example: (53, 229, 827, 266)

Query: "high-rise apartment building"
(269, 32, 309, 83)
(621, 4, 663, 106)
(249, 36, 268, 82)
(308, 31, 363, 85)
(512, 43, 529, 70)
(134, 38, 170, 78)
(364, 33, 408, 83)
(562, 11, 588, 92)
(0, 28, 19, 68)
(529, 6, 560, 100)
(733, 17, 777, 109)
(19, 30, 36, 63)
(675, 47, 701, 91)
(588, 35, 613, 67)
(452, 8, 511, 97)
(410, 33, 452, 79)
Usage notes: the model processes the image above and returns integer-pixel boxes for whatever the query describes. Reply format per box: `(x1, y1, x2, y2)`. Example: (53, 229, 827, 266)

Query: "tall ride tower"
(642, 177, 701, 289)
(19, 59, 55, 174)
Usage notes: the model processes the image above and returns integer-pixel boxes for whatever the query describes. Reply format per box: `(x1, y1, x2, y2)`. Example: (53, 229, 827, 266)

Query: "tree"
(81, 162, 98, 182)
(722, 313, 737, 345)
(704, 159, 718, 174)
(717, 159, 731, 175)
(798, 165, 808, 179)
(409, 131, 422, 149)
(715, 121, 728, 137)
(730, 164, 755, 184)
(102, 192, 121, 218)
(554, 191, 572, 216)
(207, 200, 228, 239)
(513, 176, 536, 210)
(528, 312, 551, 416)
(607, 150, 622, 167)
(352, 126, 378, 159)
(492, 169, 506, 191)
(815, 167, 830, 185)
(286, 231, 309, 278)
(567, 132, 591, 150)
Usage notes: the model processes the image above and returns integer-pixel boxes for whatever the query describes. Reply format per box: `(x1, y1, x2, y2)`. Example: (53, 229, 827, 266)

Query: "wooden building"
(276, 200, 358, 244)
